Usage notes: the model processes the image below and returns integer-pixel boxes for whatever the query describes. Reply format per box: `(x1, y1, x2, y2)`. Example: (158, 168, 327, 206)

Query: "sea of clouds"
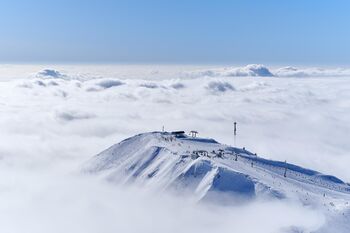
(0, 64, 350, 232)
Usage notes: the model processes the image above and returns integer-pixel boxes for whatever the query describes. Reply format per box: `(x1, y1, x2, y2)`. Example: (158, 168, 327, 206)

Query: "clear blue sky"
(0, 0, 350, 64)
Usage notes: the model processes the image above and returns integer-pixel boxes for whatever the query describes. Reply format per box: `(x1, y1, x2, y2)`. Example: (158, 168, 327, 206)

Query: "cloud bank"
(186, 64, 350, 78)
(207, 81, 235, 93)
(97, 79, 124, 89)
(187, 64, 274, 78)
(1, 64, 350, 232)
(274, 66, 350, 77)
(37, 69, 66, 79)
(0, 167, 323, 233)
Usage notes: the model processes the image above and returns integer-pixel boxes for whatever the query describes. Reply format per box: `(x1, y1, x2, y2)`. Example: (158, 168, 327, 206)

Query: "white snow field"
(0, 64, 350, 232)
(84, 131, 350, 232)
(84, 132, 350, 201)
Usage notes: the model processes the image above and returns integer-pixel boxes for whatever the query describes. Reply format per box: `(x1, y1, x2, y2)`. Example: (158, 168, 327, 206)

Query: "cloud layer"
(186, 64, 350, 78)
(0, 64, 350, 232)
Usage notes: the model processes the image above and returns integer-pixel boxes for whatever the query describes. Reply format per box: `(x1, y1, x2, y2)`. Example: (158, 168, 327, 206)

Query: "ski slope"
(84, 132, 350, 213)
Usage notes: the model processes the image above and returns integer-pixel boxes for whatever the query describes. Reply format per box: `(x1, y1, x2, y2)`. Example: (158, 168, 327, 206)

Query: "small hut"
(171, 131, 185, 138)
(190, 130, 198, 138)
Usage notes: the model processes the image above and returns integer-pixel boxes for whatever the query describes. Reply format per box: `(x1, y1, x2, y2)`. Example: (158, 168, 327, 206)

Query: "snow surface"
(84, 131, 350, 230)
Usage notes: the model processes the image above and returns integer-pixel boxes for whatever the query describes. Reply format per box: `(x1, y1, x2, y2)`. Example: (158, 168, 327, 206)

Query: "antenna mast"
(284, 160, 288, 177)
(234, 122, 237, 147)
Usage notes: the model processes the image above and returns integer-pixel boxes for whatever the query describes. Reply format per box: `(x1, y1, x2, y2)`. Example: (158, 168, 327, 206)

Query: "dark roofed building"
(171, 131, 186, 138)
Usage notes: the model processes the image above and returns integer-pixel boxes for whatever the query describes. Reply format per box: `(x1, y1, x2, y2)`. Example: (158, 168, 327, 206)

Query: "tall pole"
(234, 122, 237, 147)
(284, 160, 287, 177)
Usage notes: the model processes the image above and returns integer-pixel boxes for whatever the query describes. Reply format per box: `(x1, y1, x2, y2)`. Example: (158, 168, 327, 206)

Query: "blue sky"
(0, 0, 349, 64)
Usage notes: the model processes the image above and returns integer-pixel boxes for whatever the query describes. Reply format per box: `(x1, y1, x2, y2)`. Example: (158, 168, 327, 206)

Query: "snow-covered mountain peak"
(83, 132, 350, 208)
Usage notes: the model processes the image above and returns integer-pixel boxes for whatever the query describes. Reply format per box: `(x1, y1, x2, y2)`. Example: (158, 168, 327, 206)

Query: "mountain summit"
(83, 132, 350, 208)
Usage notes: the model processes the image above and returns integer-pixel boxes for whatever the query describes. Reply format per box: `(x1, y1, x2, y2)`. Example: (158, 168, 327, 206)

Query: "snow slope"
(84, 132, 350, 214)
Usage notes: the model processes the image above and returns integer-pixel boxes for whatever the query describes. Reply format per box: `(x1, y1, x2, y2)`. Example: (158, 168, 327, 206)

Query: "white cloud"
(187, 64, 274, 78)
(185, 64, 350, 78)
(96, 79, 124, 89)
(140, 83, 160, 89)
(54, 110, 96, 122)
(0, 64, 350, 232)
(274, 66, 350, 77)
(0, 166, 324, 233)
(170, 82, 186, 89)
(37, 69, 65, 79)
(207, 81, 235, 93)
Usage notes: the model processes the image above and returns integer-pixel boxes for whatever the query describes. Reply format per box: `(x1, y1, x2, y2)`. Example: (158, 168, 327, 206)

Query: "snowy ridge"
(83, 132, 350, 209)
